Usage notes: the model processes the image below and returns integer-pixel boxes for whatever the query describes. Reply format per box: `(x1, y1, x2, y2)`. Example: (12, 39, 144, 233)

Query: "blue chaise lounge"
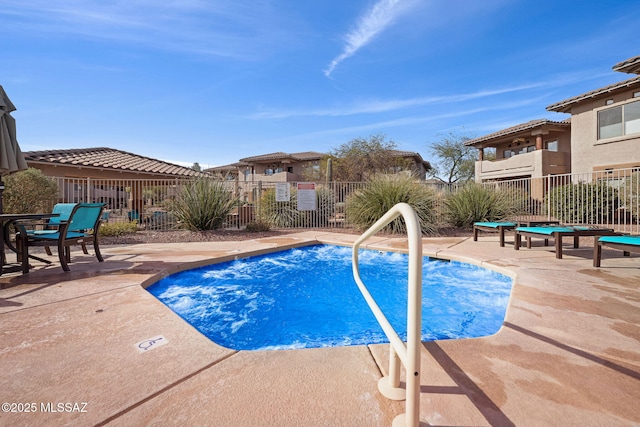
(593, 235, 640, 267)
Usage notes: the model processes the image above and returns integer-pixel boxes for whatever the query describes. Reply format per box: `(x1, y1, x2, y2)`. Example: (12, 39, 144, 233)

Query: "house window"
(598, 99, 640, 139)
(504, 149, 513, 158)
(546, 140, 558, 151)
(625, 99, 640, 134)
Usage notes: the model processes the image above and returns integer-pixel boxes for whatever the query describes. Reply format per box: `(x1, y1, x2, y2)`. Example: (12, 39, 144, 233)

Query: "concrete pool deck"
(1, 231, 639, 426)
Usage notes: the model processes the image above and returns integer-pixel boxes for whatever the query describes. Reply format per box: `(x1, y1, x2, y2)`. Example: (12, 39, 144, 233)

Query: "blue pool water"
(147, 245, 513, 351)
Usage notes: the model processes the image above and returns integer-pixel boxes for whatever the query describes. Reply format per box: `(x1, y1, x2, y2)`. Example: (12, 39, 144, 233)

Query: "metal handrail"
(352, 202, 423, 427)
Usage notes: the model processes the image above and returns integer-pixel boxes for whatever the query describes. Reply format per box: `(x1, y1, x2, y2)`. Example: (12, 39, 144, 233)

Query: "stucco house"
(466, 55, 640, 183)
(207, 150, 431, 182)
(23, 147, 205, 214)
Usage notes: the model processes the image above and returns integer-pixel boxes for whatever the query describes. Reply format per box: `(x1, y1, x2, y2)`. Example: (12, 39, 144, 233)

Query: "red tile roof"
(239, 151, 325, 163)
(465, 119, 571, 146)
(24, 147, 205, 177)
(546, 76, 640, 113)
(613, 55, 640, 74)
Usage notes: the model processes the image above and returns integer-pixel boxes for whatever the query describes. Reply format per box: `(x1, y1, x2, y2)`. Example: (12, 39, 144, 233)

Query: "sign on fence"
(275, 182, 290, 202)
(297, 182, 317, 211)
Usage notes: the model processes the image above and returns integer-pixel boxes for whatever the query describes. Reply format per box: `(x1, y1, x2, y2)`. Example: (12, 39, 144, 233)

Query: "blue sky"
(2, 0, 639, 169)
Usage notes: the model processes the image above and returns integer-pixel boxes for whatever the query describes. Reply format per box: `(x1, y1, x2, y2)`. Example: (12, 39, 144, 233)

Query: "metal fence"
(51, 167, 640, 234)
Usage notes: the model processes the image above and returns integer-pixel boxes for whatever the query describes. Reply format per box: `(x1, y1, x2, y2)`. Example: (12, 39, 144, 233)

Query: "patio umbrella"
(0, 85, 29, 213)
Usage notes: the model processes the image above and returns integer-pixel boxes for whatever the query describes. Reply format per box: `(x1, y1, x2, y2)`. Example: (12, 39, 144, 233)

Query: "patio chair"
(593, 235, 640, 267)
(473, 221, 517, 247)
(15, 203, 106, 272)
(23, 203, 91, 256)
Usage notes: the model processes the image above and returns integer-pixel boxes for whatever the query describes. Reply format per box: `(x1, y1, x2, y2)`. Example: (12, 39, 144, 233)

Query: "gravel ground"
(99, 227, 471, 245)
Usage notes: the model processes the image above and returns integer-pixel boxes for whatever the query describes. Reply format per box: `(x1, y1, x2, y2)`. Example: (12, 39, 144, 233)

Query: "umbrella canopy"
(0, 85, 29, 213)
(0, 85, 28, 175)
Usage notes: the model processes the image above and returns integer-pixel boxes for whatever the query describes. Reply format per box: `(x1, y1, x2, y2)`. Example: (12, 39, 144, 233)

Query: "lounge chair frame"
(593, 236, 640, 267)
(515, 226, 620, 259)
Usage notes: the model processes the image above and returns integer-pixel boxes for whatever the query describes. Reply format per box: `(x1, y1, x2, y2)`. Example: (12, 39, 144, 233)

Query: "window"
(598, 99, 640, 139)
(546, 140, 558, 151)
(625, 100, 640, 134)
(504, 149, 513, 158)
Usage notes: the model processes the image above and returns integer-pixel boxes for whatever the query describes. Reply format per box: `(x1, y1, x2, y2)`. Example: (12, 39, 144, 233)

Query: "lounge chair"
(473, 222, 517, 247)
(593, 235, 640, 267)
(514, 225, 621, 259)
(15, 203, 105, 272)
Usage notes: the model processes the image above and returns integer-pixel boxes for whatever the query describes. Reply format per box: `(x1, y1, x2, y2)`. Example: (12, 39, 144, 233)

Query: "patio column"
(478, 148, 484, 161)
(536, 135, 543, 150)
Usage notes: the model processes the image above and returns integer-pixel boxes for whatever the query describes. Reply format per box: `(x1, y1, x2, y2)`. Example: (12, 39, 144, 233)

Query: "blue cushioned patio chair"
(16, 203, 105, 272)
(24, 203, 91, 256)
(593, 235, 640, 267)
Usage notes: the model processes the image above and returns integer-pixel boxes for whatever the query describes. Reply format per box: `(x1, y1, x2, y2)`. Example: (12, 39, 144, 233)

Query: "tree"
(327, 134, 412, 182)
(192, 162, 202, 172)
(3, 168, 59, 213)
(427, 132, 477, 183)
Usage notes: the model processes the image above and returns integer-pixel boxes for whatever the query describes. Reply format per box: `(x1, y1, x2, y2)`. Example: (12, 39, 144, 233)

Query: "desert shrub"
(169, 178, 237, 231)
(545, 181, 619, 224)
(258, 186, 335, 227)
(3, 168, 59, 213)
(444, 183, 519, 228)
(621, 172, 639, 220)
(245, 221, 271, 232)
(99, 221, 139, 236)
(345, 174, 437, 234)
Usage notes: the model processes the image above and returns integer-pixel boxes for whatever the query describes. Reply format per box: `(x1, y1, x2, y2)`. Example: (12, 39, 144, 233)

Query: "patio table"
(0, 213, 59, 275)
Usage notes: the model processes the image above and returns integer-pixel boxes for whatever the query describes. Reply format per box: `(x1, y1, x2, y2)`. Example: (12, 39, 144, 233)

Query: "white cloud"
(249, 82, 548, 120)
(0, 1, 294, 60)
(324, 0, 416, 77)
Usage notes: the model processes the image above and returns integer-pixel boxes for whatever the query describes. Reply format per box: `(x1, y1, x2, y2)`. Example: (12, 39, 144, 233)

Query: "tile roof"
(465, 119, 571, 146)
(24, 147, 204, 177)
(612, 55, 640, 74)
(239, 151, 326, 163)
(387, 150, 431, 168)
(546, 76, 640, 113)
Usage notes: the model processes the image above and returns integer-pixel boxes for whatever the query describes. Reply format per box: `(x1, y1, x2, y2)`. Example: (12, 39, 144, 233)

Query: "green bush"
(444, 183, 519, 228)
(545, 181, 619, 223)
(99, 221, 139, 236)
(258, 186, 335, 227)
(169, 178, 237, 231)
(622, 172, 639, 220)
(245, 221, 271, 232)
(345, 174, 437, 234)
(3, 168, 59, 213)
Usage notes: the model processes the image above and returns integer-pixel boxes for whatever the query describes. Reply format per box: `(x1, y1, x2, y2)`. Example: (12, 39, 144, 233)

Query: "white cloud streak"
(249, 82, 548, 120)
(0, 0, 294, 60)
(324, 0, 413, 77)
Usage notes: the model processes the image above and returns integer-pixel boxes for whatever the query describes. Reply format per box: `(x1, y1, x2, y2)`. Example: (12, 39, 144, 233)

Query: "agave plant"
(345, 173, 437, 234)
(170, 178, 237, 231)
(444, 183, 519, 228)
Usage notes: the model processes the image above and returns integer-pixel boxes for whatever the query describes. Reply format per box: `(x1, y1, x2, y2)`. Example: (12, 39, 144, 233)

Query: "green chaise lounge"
(593, 235, 640, 267)
(473, 222, 517, 247)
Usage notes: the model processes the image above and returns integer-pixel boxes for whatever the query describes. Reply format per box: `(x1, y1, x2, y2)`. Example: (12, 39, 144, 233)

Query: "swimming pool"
(147, 244, 513, 351)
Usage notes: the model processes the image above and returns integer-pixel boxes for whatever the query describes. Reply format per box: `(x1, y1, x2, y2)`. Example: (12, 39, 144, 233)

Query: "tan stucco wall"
(569, 88, 640, 176)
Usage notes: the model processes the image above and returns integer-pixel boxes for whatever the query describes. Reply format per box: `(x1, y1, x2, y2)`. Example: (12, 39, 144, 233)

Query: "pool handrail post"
(352, 202, 423, 427)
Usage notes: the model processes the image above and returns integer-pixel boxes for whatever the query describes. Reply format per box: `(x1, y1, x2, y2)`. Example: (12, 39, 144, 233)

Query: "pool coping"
(1, 231, 639, 426)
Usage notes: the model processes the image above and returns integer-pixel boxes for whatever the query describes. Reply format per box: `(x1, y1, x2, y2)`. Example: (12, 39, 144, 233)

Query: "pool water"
(147, 245, 513, 351)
